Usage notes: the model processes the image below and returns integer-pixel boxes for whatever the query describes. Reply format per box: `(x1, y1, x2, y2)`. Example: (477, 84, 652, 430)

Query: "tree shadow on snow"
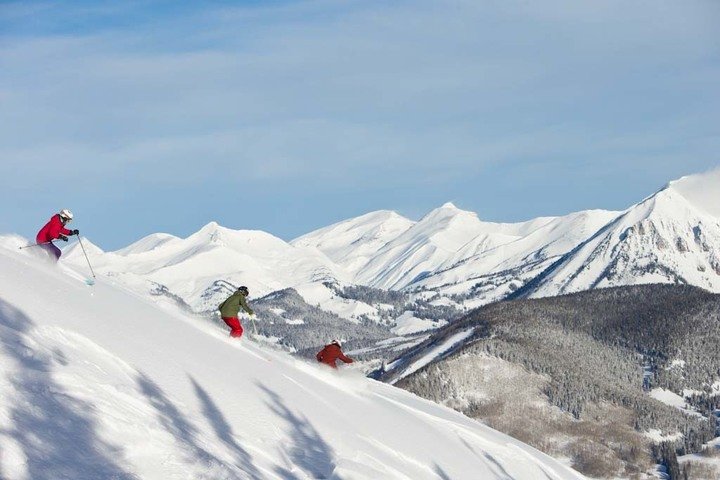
(136, 372, 260, 479)
(0, 298, 136, 480)
(433, 463, 453, 480)
(256, 382, 339, 480)
(189, 376, 261, 478)
(460, 437, 553, 480)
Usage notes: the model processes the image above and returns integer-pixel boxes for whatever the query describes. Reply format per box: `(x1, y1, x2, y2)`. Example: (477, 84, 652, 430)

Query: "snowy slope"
(292, 210, 415, 276)
(353, 203, 525, 290)
(114, 232, 182, 256)
(412, 209, 621, 306)
(0, 243, 585, 480)
(296, 203, 618, 301)
(523, 169, 720, 298)
(387, 327, 476, 383)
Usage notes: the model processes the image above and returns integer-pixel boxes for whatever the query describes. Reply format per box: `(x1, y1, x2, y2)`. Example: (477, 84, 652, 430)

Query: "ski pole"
(75, 235, 97, 280)
(249, 314, 259, 336)
(18, 241, 52, 250)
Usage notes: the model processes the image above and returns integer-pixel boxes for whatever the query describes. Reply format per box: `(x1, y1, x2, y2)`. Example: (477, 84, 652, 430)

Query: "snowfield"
(0, 243, 585, 479)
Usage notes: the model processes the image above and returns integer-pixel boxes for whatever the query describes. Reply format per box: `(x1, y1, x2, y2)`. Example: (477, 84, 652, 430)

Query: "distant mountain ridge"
(295, 169, 720, 306)
(63, 221, 350, 313)
(56, 169, 720, 333)
(513, 170, 720, 300)
(293, 201, 622, 296)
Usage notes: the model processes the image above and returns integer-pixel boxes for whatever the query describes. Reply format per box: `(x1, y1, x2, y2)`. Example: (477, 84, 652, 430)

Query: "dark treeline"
(207, 288, 393, 358)
(325, 282, 464, 324)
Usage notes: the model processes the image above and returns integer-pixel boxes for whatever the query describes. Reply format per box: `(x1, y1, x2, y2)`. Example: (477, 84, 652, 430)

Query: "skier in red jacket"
(316, 340, 354, 369)
(36, 209, 79, 261)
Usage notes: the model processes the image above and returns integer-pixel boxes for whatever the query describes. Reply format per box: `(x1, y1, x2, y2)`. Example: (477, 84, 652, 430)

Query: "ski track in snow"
(0, 245, 585, 480)
(389, 328, 476, 384)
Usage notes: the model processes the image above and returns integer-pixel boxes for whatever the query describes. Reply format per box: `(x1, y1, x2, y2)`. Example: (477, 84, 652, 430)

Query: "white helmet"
(59, 209, 74, 220)
(330, 339, 342, 348)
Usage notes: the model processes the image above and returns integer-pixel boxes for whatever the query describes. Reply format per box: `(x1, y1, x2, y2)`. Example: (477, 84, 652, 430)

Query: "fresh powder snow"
(0, 242, 585, 480)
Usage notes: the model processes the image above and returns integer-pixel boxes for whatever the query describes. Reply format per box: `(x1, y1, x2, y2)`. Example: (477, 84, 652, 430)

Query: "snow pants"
(39, 241, 62, 261)
(221, 317, 244, 338)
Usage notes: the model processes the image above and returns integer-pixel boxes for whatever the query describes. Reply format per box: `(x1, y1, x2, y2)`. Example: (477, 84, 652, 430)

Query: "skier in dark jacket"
(316, 340, 354, 369)
(36, 209, 79, 261)
(218, 286, 254, 338)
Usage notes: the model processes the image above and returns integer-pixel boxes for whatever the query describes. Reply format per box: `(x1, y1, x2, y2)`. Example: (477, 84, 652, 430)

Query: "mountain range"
(2, 169, 719, 479)
(56, 169, 720, 337)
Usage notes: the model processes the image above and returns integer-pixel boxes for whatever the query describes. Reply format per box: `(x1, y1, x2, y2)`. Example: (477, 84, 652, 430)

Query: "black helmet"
(238, 286, 249, 296)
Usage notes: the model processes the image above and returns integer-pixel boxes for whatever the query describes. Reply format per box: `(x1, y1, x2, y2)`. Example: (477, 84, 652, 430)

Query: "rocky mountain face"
(514, 170, 720, 300)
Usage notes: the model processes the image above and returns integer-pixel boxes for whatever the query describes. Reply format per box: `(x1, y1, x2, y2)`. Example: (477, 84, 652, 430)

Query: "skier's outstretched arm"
(338, 352, 354, 364)
(239, 296, 254, 315)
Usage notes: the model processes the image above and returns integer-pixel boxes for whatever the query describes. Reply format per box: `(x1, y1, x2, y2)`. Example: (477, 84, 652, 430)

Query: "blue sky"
(2, 0, 719, 250)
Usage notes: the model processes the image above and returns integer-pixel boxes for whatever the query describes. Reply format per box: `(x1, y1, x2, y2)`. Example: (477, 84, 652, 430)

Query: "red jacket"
(36, 215, 72, 244)
(316, 344, 353, 369)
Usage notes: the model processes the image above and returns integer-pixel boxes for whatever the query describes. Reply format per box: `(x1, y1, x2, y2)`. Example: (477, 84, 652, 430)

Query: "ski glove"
(59, 235, 68, 242)
(71, 229, 79, 235)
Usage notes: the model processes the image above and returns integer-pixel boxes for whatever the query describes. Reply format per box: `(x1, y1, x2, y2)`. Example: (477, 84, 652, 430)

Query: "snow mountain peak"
(440, 201, 460, 209)
(198, 221, 225, 243)
(519, 168, 720, 298)
(666, 167, 720, 219)
(421, 202, 477, 222)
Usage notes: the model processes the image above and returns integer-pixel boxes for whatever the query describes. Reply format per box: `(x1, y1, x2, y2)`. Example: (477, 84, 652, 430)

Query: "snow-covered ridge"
(62, 221, 352, 314)
(56, 168, 720, 327)
(292, 210, 415, 277)
(520, 168, 720, 299)
(347, 202, 592, 291)
(667, 168, 720, 219)
(0, 245, 585, 479)
(115, 232, 181, 256)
